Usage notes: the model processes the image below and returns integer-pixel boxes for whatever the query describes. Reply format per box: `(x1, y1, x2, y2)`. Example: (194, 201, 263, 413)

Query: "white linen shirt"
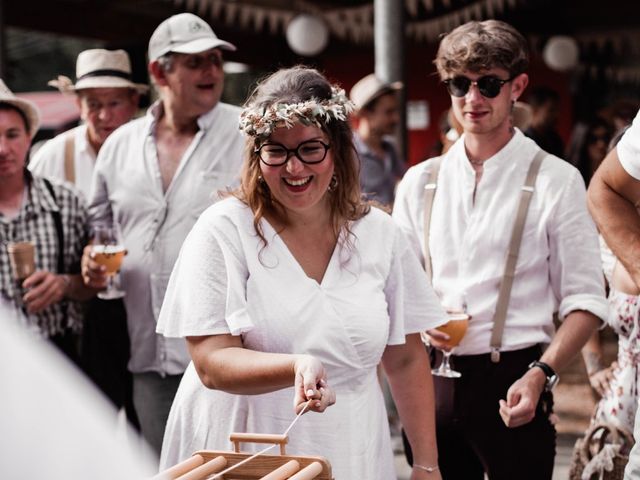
(88, 100, 245, 375)
(393, 129, 607, 356)
(617, 109, 640, 179)
(29, 125, 96, 201)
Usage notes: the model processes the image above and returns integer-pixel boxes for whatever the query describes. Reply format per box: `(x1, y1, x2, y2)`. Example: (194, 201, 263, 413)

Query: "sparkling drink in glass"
(91, 225, 126, 299)
(431, 312, 469, 378)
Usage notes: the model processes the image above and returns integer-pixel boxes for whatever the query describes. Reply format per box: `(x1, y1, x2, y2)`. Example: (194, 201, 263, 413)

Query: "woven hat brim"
(0, 97, 40, 136)
(73, 76, 149, 94)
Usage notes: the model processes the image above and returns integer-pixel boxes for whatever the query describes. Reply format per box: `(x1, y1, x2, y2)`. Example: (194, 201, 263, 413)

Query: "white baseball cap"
(148, 13, 236, 62)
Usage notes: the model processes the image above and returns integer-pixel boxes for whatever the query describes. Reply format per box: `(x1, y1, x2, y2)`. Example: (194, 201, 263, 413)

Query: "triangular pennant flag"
(267, 9, 281, 34)
(210, 0, 224, 18)
(252, 7, 267, 32)
(225, 3, 238, 24)
(422, 0, 435, 12)
(406, 0, 419, 17)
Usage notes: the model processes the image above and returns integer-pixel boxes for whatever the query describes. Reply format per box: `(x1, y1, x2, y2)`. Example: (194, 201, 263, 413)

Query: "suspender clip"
(490, 348, 501, 363)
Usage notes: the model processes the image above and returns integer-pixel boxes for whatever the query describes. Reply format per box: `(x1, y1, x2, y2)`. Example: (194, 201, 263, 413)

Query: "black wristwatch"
(528, 361, 559, 391)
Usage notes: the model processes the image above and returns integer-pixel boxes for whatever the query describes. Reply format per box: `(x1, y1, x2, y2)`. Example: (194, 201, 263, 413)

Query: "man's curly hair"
(434, 20, 529, 80)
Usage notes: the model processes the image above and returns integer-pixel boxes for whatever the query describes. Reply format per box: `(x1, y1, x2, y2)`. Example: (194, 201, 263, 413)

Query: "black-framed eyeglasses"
(255, 140, 331, 166)
(443, 75, 516, 99)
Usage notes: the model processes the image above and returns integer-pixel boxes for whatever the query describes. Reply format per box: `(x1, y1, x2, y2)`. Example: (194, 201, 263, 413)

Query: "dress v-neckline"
(260, 218, 341, 287)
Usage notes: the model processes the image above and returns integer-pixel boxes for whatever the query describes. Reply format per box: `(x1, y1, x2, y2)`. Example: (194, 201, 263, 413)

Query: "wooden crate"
(154, 433, 333, 480)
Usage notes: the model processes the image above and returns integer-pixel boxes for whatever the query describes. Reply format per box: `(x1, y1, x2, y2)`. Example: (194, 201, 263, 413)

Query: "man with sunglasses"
(80, 13, 244, 457)
(393, 20, 606, 479)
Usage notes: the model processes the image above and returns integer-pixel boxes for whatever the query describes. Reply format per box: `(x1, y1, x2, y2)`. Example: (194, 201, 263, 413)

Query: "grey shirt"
(88, 100, 245, 375)
(354, 133, 405, 206)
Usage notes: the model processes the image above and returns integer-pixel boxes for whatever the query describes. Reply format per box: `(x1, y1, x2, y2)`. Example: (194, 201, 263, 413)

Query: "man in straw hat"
(30, 48, 146, 200)
(350, 73, 405, 206)
(30, 48, 147, 431)
(81, 12, 244, 456)
(0, 79, 95, 361)
(393, 20, 606, 478)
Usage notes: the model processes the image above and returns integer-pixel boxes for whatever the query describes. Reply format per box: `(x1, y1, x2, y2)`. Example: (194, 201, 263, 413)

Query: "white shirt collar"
(454, 128, 527, 174)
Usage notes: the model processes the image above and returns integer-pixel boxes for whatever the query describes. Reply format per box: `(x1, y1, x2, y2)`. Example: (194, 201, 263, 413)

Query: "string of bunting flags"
(173, 0, 640, 83)
(172, 0, 522, 44)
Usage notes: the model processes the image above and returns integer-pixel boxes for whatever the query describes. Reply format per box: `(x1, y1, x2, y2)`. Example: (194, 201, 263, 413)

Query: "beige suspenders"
(63, 131, 75, 184)
(422, 156, 443, 280)
(422, 149, 547, 362)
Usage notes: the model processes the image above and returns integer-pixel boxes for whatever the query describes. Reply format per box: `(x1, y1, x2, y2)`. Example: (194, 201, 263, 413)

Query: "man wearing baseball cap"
(350, 73, 405, 206)
(81, 13, 245, 456)
(29, 48, 146, 431)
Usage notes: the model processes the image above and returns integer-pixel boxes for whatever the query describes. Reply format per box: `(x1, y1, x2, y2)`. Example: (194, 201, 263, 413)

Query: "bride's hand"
(293, 355, 336, 414)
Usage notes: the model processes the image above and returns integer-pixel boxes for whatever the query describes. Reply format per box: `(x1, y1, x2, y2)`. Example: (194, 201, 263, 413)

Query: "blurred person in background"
(524, 86, 564, 158)
(350, 73, 405, 207)
(570, 117, 614, 186)
(1, 314, 155, 480)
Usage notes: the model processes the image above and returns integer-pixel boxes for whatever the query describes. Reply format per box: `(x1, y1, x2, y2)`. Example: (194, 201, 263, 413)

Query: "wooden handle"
(287, 461, 323, 480)
(258, 460, 301, 479)
(176, 456, 226, 480)
(230, 432, 289, 455)
(151, 455, 205, 480)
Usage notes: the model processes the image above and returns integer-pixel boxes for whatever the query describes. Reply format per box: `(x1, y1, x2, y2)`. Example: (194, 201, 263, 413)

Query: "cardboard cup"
(7, 241, 35, 281)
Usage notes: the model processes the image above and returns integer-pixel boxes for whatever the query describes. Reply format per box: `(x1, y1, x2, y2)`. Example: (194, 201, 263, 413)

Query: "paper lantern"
(286, 14, 329, 56)
(543, 36, 580, 72)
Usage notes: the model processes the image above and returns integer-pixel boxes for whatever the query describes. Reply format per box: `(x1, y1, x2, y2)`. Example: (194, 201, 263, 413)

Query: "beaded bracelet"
(414, 463, 440, 473)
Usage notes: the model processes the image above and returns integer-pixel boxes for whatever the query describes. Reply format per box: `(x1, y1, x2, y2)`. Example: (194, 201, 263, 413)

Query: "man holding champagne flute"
(393, 20, 607, 479)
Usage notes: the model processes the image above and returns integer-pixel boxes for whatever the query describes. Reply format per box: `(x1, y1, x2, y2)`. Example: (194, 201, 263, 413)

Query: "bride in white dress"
(156, 67, 446, 479)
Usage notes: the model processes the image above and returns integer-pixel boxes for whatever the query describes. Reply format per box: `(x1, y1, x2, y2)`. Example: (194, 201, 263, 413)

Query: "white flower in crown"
(239, 87, 355, 139)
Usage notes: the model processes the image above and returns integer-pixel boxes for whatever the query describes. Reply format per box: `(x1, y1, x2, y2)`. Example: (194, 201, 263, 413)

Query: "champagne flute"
(431, 311, 469, 378)
(91, 224, 126, 300)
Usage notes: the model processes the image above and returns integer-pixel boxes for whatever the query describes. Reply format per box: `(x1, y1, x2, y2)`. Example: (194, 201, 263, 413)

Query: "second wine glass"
(431, 311, 469, 378)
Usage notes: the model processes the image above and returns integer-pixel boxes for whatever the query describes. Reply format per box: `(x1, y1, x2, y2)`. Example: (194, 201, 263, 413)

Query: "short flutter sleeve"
(385, 227, 447, 345)
(157, 207, 253, 338)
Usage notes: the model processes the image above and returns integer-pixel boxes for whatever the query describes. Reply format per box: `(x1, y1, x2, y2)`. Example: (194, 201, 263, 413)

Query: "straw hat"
(148, 13, 236, 62)
(350, 73, 403, 111)
(0, 79, 40, 136)
(48, 49, 148, 94)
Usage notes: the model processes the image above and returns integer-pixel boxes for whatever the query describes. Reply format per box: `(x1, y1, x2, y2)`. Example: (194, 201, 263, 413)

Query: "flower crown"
(239, 86, 355, 139)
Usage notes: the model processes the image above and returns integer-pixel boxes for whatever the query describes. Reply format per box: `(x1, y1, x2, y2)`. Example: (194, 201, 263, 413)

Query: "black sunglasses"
(443, 75, 516, 99)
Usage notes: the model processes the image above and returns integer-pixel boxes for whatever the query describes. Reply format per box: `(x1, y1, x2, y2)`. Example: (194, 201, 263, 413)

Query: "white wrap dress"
(157, 197, 445, 478)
